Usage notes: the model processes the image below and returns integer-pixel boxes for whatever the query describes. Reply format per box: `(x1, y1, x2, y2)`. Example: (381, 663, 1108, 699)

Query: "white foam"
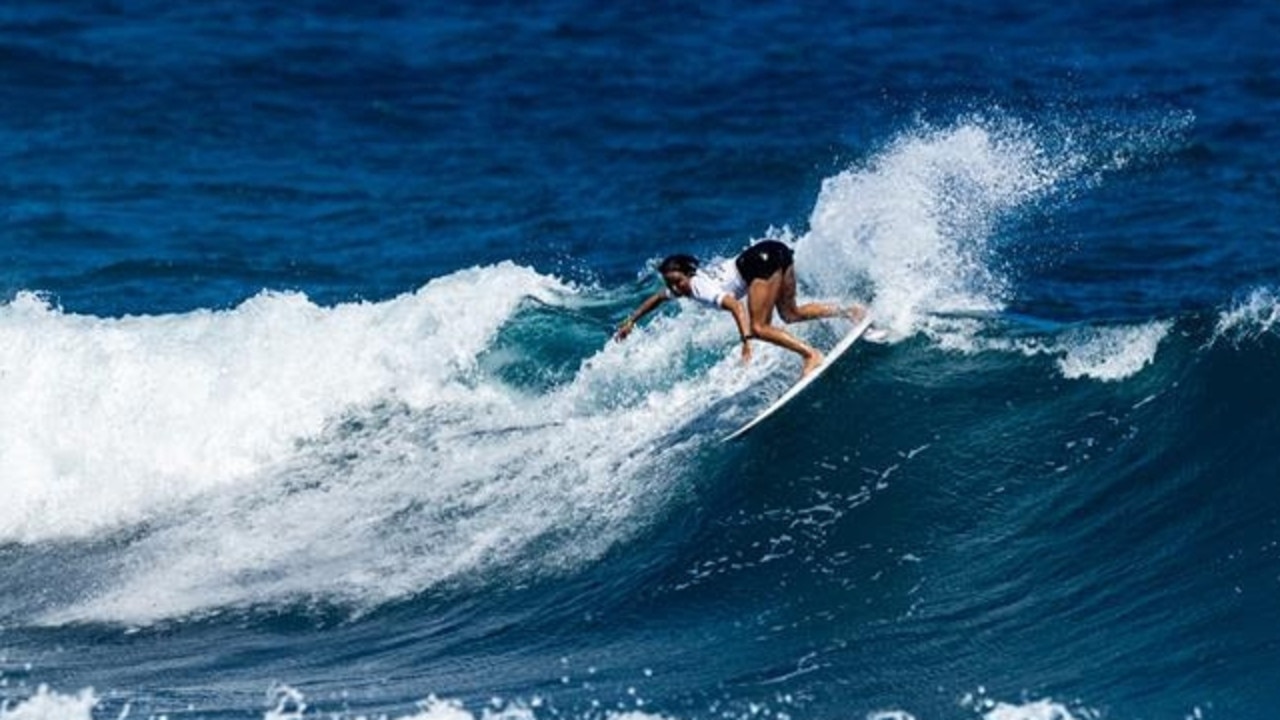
(927, 318, 1170, 382)
(12, 261, 768, 625)
(0, 686, 97, 720)
(960, 686, 1100, 720)
(865, 712, 916, 720)
(982, 699, 1084, 720)
(260, 686, 673, 720)
(797, 117, 1078, 337)
(1212, 286, 1280, 345)
(0, 263, 566, 546)
(262, 688, 543, 720)
(1054, 321, 1171, 381)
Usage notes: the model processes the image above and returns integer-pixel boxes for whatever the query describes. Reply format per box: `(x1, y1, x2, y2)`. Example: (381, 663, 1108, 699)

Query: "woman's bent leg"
(748, 272, 824, 376)
(776, 268, 868, 325)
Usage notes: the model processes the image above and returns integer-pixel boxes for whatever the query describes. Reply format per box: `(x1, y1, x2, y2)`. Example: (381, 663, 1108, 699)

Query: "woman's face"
(662, 270, 692, 297)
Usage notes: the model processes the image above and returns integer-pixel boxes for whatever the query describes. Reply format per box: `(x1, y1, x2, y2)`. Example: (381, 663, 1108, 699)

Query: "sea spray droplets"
(1212, 286, 1280, 346)
(799, 117, 1075, 335)
(1055, 321, 1171, 381)
(259, 685, 672, 720)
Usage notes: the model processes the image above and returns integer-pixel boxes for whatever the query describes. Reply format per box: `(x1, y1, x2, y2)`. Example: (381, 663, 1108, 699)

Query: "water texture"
(2, 2, 1279, 719)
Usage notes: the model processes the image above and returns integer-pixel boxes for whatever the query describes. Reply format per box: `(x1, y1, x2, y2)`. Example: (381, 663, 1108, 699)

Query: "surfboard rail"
(722, 315, 874, 442)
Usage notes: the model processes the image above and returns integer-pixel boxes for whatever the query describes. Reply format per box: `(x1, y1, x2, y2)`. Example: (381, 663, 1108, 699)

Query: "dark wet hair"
(657, 254, 699, 275)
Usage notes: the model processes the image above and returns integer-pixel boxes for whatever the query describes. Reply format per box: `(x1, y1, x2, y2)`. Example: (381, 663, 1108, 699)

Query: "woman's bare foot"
(801, 351, 824, 377)
(845, 303, 869, 324)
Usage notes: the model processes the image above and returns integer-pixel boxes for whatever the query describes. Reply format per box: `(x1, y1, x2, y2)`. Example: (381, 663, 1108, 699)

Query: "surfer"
(614, 240, 867, 377)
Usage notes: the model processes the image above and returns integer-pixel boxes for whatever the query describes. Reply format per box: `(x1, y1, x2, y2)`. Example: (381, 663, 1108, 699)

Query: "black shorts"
(734, 240, 794, 283)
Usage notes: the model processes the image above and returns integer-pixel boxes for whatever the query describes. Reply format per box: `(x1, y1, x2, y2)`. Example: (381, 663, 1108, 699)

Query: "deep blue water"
(3, 2, 1280, 719)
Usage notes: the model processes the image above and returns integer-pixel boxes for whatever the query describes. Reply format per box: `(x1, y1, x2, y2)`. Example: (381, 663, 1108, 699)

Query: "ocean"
(2, 1, 1279, 719)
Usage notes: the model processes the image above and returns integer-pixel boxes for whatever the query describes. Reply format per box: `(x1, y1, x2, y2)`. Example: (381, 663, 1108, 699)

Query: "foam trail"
(786, 115, 1189, 383)
(797, 118, 1074, 336)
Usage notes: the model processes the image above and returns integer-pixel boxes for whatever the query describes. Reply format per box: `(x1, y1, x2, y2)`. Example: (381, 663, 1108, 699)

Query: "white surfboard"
(722, 315, 874, 442)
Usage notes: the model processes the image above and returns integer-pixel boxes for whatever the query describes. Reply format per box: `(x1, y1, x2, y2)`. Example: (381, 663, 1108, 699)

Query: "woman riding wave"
(614, 240, 868, 378)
